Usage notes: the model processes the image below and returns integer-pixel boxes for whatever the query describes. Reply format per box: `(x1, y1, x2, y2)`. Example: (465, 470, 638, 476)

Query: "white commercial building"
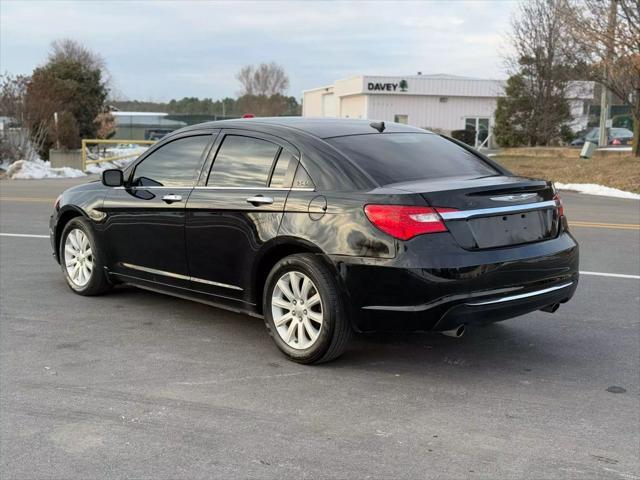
(303, 74, 593, 148)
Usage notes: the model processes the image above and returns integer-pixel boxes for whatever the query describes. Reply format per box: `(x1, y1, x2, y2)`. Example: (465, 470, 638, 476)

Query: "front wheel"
(263, 253, 351, 364)
(60, 217, 112, 296)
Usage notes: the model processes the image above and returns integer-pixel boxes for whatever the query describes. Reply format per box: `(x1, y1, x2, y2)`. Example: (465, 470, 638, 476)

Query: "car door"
(102, 131, 216, 287)
(185, 130, 299, 305)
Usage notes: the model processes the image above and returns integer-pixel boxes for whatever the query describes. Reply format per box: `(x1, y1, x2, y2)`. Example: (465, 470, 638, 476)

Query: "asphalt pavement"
(1, 177, 639, 479)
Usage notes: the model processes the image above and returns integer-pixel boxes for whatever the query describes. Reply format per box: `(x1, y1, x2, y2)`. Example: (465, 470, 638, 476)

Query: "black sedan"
(50, 118, 579, 363)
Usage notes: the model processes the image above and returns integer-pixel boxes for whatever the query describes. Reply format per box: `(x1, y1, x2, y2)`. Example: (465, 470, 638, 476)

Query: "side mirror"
(102, 169, 124, 187)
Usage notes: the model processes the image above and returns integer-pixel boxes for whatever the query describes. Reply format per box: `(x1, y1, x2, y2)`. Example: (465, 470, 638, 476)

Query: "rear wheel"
(60, 217, 111, 296)
(263, 253, 351, 364)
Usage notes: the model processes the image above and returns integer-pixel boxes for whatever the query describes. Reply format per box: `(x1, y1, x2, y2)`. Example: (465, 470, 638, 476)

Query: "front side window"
(208, 135, 280, 187)
(132, 135, 210, 187)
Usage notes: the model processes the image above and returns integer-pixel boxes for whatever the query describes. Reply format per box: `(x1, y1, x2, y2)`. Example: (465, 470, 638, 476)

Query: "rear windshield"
(327, 133, 498, 185)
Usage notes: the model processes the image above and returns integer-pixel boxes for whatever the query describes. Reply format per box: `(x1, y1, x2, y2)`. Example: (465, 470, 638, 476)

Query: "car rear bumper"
(329, 230, 579, 332)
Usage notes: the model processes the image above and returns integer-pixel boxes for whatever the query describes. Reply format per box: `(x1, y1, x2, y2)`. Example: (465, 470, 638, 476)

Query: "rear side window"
(132, 135, 210, 187)
(327, 133, 498, 185)
(208, 135, 280, 187)
(269, 150, 298, 188)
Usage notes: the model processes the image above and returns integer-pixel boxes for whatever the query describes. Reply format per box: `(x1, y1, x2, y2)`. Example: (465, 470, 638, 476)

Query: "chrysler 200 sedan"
(50, 118, 579, 363)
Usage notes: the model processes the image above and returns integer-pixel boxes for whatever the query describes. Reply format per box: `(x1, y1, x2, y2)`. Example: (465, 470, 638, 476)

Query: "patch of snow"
(1, 144, 150, 179)
(555, 182, 640, 200)
(85, 158, 132, 174)
(6, 158, 86, 180)
(85, 145, 148, 174)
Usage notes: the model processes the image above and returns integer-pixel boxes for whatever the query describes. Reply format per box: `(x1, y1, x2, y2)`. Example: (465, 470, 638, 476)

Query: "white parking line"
(1, 232, 639, 280)
(579, 271, 640, 280)
(0, 233, 49, 239)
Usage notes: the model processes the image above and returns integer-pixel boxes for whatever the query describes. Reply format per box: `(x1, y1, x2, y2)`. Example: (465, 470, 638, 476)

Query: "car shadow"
(108, 285, 565, 377)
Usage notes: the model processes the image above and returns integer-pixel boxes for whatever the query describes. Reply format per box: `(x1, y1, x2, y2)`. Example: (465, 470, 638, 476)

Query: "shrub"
(451, 129, 476, 146)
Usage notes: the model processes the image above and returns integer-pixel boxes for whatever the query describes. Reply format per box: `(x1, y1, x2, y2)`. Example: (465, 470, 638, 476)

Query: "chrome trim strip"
(193, 186, 315, 192)
(361, 286, 520, 312)
(121, 263, 243, 291)
(190, 276, 244, 291)
(113, 186, 315, 192)
(466, 281, 573, 306)
(439, 200, 557, 220)
(122, 263, 189, 280)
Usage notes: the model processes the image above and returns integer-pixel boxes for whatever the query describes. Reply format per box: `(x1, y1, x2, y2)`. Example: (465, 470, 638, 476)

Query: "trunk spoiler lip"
(439, 200, 557, 221)
(383, 175, 550, 195)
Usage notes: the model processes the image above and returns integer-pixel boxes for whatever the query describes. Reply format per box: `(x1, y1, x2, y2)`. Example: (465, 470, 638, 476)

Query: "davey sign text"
(367, 79, 409, 92)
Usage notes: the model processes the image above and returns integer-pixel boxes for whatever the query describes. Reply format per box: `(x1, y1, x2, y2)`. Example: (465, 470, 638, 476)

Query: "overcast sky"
(1, 0, 517, 102)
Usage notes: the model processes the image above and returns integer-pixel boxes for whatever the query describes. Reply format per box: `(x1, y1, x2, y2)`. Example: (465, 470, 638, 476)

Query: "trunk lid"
(389, 175, 560, 249)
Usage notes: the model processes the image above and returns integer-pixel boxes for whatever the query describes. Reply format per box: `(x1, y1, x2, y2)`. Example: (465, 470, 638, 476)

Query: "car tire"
(60, 217, 112, 296)
(263, 253, 351, 364)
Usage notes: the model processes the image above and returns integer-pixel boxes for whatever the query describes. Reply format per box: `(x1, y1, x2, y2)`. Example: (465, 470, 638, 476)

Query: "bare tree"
(24, 73, 67, 158)
(236, 62, 289, 97)
(560, 0, 640, 156)
(94, 111, 116, 139)
(0, 74, 39, 162)
(48, 38, 111, 86)
(48, 38, 105, 70)
(0, 73, 29, 123)
(496, 0, 575, 146)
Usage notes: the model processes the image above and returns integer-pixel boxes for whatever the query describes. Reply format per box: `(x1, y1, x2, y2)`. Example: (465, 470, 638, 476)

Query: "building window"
(394, 114, 408, 124)
(464, 117, 490, 147)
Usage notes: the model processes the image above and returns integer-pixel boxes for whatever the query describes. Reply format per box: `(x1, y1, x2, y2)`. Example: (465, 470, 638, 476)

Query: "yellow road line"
(569, 221, 640, 231)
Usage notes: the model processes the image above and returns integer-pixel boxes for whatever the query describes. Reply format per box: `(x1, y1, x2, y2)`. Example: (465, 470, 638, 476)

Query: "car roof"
(182, 117, 431, 139)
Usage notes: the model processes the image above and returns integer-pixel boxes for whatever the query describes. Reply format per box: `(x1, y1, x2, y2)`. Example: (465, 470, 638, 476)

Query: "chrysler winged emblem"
(490, 193, 537, 202)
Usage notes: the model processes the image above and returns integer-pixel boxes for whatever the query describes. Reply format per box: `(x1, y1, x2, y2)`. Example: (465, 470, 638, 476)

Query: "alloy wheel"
(271, 271, 323, 349)
(64, 228, 94, 287)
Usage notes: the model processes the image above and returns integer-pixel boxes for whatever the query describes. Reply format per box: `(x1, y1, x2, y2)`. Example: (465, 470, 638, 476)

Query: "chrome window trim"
(112, 186, 192, 190)
(439, 200, 557, 221)
(121, 263, 243, 291)
(465, 281, 573, 306)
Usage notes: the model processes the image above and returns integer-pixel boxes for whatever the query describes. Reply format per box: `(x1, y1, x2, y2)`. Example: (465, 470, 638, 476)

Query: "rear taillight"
(364, 205, 452, 240)
(553, 193, 564, 217)
(611, 138, 621, 145)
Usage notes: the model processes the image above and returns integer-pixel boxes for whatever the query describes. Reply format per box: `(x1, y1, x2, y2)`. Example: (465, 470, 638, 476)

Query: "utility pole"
(598, 0, 618, 147)
(53, 112, 60, 149)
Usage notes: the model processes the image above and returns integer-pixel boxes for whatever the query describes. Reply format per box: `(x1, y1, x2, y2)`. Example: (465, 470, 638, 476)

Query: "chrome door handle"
(246, 195, 274, 206)
(162, 194, 183, 203)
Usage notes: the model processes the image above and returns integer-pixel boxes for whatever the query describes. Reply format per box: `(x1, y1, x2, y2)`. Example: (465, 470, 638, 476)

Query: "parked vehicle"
(570, 127, 634, 146)
(50, 118, 579, 363)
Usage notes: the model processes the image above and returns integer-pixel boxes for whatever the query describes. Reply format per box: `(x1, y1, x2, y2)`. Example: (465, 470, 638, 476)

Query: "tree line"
(112, 63, 301, 117)
(111, 95, 300, 117)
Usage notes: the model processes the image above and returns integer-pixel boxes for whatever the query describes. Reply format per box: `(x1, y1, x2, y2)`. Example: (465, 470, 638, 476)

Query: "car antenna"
(370, 121, 385, 133)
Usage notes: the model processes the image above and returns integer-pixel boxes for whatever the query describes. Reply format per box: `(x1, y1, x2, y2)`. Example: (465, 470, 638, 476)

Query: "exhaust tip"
(441, 325, 466, 338)
(541, 303, 560, 313)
